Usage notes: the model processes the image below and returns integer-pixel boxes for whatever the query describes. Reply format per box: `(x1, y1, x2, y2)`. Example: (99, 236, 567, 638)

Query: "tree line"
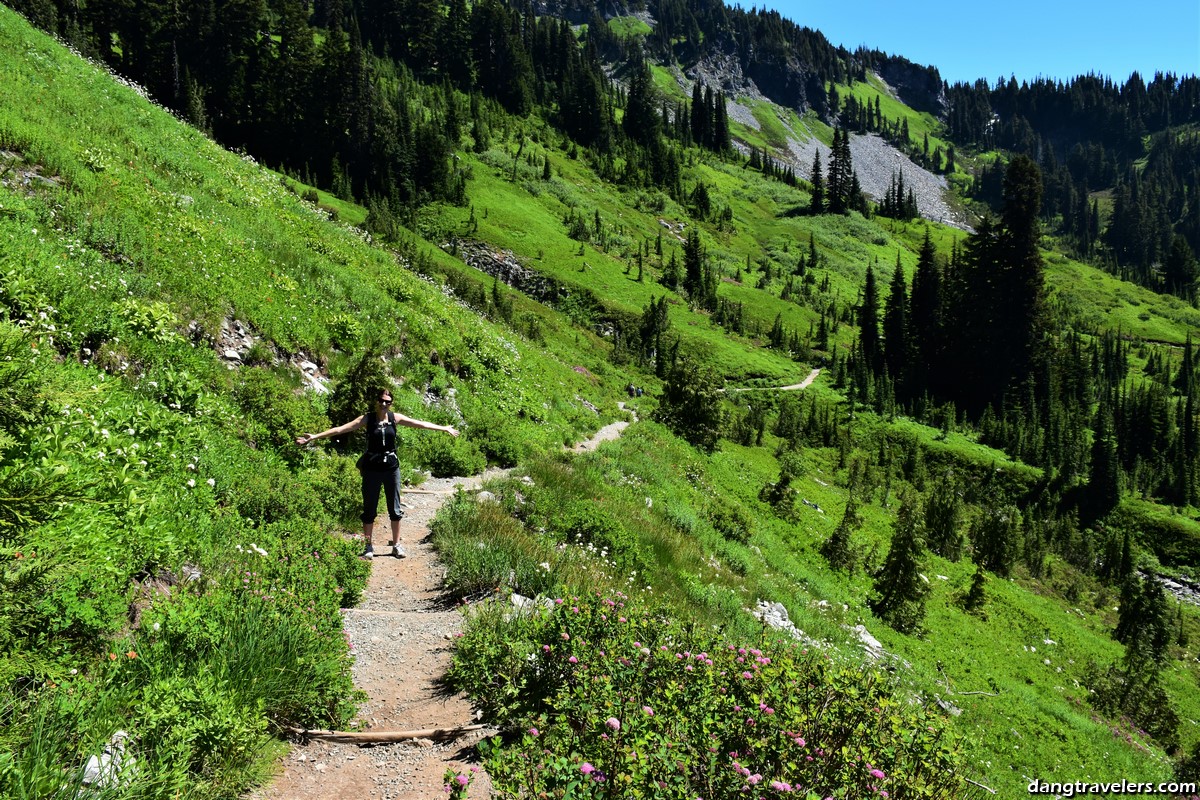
(950, 72, 1200, 301)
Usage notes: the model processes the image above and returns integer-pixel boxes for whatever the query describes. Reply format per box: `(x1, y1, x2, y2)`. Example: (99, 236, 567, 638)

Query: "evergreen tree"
(909, 228, 942, 399)
(882, 254, 909, 394)
(827, 127, 853, 214)
(1087, 404, 1121, 520)
(869, 491, 930, 634)
(924, 472, 964, 560)
(970, 502, 1021, 577)
(808, 151, 825, 214)
(961, 562, 988, 616)
(682, 227, 705, 305)
(821, 495, 861, 572)
(623, 59, 661, 146)
(713, 90, 730, 151)
(857, 262, 881, 374)
(690, 81, 708, 148)
(1164, 234, 1198, 300)
(655, 355, 724, 453)
(1116, 574, 1173, 669)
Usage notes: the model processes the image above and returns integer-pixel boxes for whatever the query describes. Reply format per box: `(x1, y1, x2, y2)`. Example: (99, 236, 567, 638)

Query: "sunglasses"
(379, 396, 392, 404)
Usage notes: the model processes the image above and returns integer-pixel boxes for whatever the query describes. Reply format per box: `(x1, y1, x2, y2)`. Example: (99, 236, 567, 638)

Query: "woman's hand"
(444, 425, 460, 437)
(295, 433, 315, 445)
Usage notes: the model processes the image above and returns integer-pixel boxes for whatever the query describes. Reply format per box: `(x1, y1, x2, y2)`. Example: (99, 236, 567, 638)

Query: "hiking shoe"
(361, 545, 375, 560)
(391, 544, 406, 558)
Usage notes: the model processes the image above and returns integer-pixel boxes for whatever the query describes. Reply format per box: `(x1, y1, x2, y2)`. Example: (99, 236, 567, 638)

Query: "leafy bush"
(549, 500, 642, 571)
(705, 500, 753, 544)
(450, 591, 974, 799)
(415, 431, 487, 477)
(467, 413, 528, 468)
(233, 367, 327, 461)
(138, 672, 270, 782)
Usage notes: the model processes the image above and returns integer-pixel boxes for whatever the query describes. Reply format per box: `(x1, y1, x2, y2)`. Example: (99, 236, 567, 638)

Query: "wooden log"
(287, 724, 486, 744)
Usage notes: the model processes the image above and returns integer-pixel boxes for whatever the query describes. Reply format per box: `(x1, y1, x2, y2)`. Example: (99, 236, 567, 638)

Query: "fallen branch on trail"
(288, 724, 487, 744)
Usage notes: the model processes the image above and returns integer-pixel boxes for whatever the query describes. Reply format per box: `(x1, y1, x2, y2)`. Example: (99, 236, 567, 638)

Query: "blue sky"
(763, 0, 1200, 86)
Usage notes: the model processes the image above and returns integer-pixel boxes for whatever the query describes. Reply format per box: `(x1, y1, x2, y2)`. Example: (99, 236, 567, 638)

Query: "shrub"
(467, 413, 528, 468)
(138, 672, 271, 782)
(450, 591, 973, 799)
(233, 367, 327, 461)
(415, 431, 486, 477)
(706, 501, 753, 544)
(551, 500, 642, 571)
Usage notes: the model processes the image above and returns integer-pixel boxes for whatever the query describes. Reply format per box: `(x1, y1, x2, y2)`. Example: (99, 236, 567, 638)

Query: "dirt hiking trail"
(255, 414, 633, 800)
(253, 471, 499, 800)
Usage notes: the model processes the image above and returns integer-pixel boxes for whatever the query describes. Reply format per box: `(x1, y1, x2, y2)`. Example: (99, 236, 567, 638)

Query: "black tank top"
(365, 412, 397, 456)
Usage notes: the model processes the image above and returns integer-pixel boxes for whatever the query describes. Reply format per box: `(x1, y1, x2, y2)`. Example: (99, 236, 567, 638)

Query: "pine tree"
(869, 491, 930, 634)
(713, 90, 730, 151)
(682, 227, 704, 304)
(961, 562, 988, 617)
(857, 263, 881, 374)
(654, 355, 724, 453)
(808, 151, 825, 214)
(970, 502, 1021, 577)
(882, 254, 909, 394)
(1116, 574, 1173, 669)
(690, 81, 707, 148)
(1087, 404, 1121, 520)
(909, 228, 942, 399)
(923, 471, 964, 560)
(821, 495, 861, 572)
(827, 127, 853, 214)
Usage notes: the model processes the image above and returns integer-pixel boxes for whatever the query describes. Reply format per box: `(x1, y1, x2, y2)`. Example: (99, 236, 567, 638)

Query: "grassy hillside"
(2, 6, 1199, 800)
(0, 8, 627, 797)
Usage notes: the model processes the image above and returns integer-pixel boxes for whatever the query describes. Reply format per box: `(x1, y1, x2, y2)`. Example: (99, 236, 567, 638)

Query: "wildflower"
(770, 780, 793, 792)
(186, 478, 196, 488)
(528, 727, 539, 737)
(642, 706, 654, 716)
(126, 651, 137, 659)
(868, 768, 886, 780)
(455, 775, 469, 786)
(605, 717, 620, 731)
(580, 763, 595, 775)
(568, 656, 578, 664)
(207, 478, 216, 487)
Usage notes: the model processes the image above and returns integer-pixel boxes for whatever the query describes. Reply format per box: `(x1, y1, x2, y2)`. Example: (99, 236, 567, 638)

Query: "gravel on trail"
(251, 473, 500, 800)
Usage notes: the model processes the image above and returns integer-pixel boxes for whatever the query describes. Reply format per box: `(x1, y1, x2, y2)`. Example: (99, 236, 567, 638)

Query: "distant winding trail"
(722, 367, 821, 393)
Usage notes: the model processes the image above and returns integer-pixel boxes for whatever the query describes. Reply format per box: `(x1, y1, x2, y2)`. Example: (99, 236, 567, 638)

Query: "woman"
(296, 388, 459, 558)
